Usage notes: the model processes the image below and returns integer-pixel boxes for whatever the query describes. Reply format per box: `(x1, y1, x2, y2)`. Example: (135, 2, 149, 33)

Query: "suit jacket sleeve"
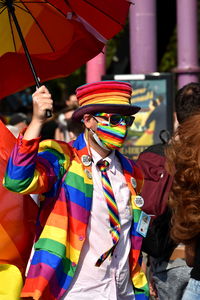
(3, 133, 72, 196)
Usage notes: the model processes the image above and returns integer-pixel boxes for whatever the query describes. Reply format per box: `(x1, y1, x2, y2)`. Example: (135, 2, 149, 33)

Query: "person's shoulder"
(117, 151, 144, 192)
(129, 158, 144, 181)
(117, 151, 142, 173)
(39, 139, 73, 159)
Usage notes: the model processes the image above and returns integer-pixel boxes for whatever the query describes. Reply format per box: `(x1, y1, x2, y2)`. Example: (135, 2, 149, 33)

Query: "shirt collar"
(90, 147, 116, 175)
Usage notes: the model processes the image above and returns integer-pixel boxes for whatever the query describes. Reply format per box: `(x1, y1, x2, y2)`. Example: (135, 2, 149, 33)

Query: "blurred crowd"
(0, 89, 84, 142)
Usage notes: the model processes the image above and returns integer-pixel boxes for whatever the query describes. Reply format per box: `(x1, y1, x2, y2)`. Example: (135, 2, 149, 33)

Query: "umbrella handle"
(36, 80, 52, 118)
(46, 110, 52, 118)
(7, 2, 52, 118)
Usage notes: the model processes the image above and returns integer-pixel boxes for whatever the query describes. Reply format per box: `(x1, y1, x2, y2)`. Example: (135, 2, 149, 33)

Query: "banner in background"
(104, 73, 174, 160)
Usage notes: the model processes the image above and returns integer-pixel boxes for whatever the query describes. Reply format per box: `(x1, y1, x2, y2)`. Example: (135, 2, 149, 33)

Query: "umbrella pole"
(7, 2, 40, 88)
(6, 0, 52, 117)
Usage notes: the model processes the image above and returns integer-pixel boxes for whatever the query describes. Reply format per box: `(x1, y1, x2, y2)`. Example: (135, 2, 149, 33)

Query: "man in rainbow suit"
(4, 81, 149, 300)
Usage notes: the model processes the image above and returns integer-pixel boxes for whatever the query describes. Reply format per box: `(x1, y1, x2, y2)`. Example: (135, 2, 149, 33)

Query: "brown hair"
(166, 113, 200, 244)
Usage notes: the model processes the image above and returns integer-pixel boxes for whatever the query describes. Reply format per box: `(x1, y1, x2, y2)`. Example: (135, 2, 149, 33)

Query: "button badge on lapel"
(134, 195, 144, 208)
(81, 155, 92, 167)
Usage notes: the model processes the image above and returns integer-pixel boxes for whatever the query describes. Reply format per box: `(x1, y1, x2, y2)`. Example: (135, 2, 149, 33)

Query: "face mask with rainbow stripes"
(92, 113, 128, 150)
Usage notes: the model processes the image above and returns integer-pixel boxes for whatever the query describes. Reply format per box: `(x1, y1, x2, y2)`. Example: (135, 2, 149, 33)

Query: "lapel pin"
(85, 169, 92, 180)
(81, 155, 92, 166)
(134, 195, 144, 208)
(131, 177, 137, 189)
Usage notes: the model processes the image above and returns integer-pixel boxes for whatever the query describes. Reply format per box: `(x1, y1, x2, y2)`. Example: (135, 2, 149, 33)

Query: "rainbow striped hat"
(72, 81, 140, 120)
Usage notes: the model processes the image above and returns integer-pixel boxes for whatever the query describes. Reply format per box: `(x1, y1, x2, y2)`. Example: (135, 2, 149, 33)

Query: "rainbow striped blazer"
(4, 133, 149, 300)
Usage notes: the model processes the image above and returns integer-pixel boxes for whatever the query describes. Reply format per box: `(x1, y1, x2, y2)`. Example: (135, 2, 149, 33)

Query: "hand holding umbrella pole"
(6, 0, 52, 118)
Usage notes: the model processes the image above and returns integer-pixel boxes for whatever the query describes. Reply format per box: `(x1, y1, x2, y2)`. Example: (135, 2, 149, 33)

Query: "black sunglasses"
(94, 113, 135, 127)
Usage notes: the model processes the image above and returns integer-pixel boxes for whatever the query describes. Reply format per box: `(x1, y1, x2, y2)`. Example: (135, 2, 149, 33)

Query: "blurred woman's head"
(166, 113, 200, 244)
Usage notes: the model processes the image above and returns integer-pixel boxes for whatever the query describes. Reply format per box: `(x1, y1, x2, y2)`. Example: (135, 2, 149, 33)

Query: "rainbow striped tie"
(96, 160, 121, 266)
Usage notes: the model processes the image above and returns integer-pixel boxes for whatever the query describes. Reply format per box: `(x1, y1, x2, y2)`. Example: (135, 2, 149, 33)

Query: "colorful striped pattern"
(72, 81, 140, 121)
(76, 81, 132, 106)
(94, 112, 127, 149)
(123, 157, 149, 299)
(4, 133, 149, 300)
(95, 160, 121, 266)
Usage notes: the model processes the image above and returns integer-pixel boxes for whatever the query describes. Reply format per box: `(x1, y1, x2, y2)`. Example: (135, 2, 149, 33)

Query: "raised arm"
(4, 86, 71, 196)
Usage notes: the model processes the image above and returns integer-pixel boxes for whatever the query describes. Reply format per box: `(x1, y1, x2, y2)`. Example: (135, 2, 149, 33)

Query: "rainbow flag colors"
(4, 133, 149, 299)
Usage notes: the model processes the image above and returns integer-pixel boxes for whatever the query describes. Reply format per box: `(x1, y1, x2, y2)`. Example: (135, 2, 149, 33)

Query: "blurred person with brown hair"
(166, 82, 200, 300)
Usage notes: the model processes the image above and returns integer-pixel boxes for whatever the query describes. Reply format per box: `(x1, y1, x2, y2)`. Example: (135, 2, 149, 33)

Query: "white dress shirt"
(62, 148, 135, 300)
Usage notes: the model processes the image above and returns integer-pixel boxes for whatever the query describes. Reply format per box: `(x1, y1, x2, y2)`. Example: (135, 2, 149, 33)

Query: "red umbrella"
(0, 0, 132, 100)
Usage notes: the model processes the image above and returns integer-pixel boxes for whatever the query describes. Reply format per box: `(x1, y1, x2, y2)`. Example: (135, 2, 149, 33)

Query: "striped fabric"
(72, 81, 140, 121)
(95, 160, 121, 266)
(94, 112, 127, 149)
(4, 133, 149, 300)
(76, 81, 132, 106)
